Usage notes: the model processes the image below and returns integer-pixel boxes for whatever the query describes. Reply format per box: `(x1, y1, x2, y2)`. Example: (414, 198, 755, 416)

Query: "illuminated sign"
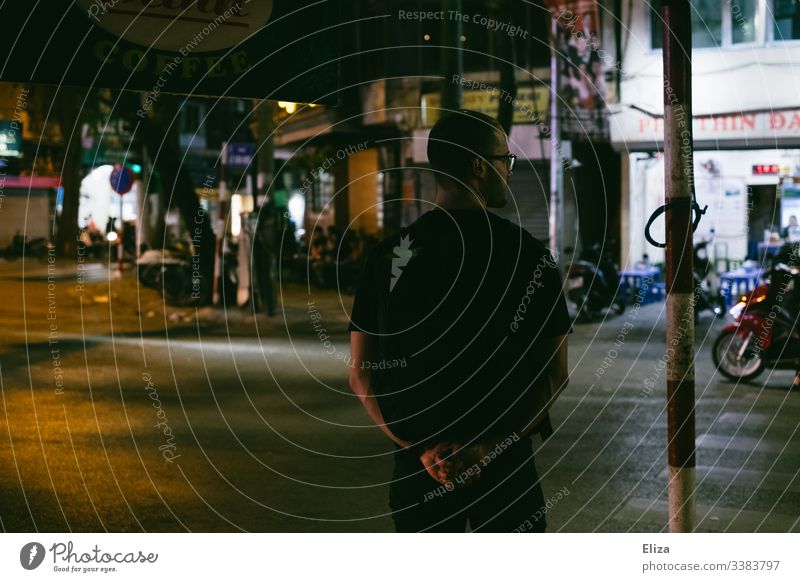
(752, 164, 780, 175)
(422, 86, 550, 127)
(225, 143, 254, 167)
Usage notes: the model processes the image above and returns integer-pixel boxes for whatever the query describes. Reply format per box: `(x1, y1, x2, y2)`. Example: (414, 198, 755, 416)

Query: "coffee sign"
(77, 0, 273, 53)
(0, 0, 338, 103)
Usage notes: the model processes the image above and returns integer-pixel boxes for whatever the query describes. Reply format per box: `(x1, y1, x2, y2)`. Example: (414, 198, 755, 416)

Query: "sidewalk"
(0, 257, 351, 346)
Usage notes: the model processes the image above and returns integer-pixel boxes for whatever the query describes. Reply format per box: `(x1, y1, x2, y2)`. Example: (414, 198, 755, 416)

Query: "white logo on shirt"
(390, 235, 414, 291)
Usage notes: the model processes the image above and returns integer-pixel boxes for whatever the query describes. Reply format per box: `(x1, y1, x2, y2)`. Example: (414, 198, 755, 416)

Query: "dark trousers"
(389, 438, 548, 533)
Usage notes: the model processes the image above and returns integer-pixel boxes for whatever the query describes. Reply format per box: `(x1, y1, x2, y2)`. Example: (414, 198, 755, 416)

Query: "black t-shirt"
(349, 208, 571, 447)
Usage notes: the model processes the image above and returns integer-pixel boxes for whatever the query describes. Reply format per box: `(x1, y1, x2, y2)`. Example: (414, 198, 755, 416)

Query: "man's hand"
(419, 440, 493, 488)
(419, 441, 462, 486)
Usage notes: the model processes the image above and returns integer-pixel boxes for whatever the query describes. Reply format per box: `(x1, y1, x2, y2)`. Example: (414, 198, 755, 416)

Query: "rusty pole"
(662, 0, 696, 533)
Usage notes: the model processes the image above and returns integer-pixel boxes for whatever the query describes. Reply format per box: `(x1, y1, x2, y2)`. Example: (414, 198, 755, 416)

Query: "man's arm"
(519, 335, 569, 436)
(348, 331, 411, 448)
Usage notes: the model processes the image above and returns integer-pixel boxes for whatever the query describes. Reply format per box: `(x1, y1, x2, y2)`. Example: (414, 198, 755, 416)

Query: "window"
(309, 170, 334, 213)
(690, 0, 724, 47)
(772, 0, 800, 40)
(649, 1, 663, 49)
(651, 1, 800, 47)
(650, 0, 721, 49)
(731, 0, 759, 44)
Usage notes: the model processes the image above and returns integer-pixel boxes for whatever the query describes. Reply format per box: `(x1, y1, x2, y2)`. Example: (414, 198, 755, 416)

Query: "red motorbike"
(713, 261, 800, 382)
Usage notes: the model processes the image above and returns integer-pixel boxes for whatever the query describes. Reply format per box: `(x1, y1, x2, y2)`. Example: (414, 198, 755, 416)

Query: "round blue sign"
(109, 165, 135, 195)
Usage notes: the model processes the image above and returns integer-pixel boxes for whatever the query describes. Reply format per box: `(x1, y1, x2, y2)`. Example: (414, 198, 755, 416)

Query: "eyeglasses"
(481, 152, 516, 173)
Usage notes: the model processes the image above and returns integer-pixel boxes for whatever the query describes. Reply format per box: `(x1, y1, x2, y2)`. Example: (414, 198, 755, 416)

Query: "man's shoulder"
(488, 213, 552, 256)
(367, 212, 554, 260)
(369, 212, 439, 255)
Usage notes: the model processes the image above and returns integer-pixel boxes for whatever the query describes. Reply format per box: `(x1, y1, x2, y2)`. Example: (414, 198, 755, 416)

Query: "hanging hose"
(644, 187, 707, 248)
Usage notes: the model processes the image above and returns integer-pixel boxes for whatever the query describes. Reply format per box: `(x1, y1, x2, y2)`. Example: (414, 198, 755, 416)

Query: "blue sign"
(226, 143, 255, 167)
(109, 165, 135, 195)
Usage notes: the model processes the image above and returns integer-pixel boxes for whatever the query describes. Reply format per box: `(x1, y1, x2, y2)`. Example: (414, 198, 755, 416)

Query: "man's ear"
(470, 156, 486, 178)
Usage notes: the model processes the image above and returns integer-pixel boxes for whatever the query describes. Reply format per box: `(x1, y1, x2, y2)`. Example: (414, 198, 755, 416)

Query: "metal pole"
(253, 99, 276, 316)
(213, 142, 227, 305)
(662, 0, 696, 533)
(118, 193, 124, 272)
(549, 14, 562, 257)
(137, 145, 150, 254)
(440, 0, 463, 111)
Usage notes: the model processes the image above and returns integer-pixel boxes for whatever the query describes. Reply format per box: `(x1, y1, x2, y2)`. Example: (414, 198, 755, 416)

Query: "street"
(1, 262, 797, 532)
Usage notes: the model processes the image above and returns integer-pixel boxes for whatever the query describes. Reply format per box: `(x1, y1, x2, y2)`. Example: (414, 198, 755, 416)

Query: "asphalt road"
(0, 261, 798, 532)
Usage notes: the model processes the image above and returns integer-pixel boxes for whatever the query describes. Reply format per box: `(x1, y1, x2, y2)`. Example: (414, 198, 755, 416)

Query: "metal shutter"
(491, 163, 550, 242)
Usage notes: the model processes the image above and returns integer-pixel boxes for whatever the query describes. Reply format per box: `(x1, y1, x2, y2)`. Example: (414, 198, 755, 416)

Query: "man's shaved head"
(427, 110, 506, 185)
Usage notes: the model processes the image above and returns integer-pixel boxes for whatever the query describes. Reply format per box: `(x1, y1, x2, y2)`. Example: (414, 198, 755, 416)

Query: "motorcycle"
(565, 243, 626, 323)
(137, 244, 197, 306)
(2, 232, 51, 261)
(713, 246, 800, 382)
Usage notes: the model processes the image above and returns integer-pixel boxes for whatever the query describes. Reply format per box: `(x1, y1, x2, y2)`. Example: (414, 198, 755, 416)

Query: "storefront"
(79, 165, 140, 234)
(0, 176, 61, 248)
(614, 108, 800, 269)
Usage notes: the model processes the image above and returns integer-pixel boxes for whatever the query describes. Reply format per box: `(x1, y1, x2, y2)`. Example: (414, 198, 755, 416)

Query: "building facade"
(273, 0, 604, 255)
(613, 0, 800, 269)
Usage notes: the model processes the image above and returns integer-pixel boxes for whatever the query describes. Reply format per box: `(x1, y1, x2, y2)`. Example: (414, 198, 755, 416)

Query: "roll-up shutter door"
(490, 163, 550, 242)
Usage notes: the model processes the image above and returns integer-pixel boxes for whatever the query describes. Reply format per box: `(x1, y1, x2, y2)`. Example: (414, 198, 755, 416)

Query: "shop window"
(772, 0, 800, 40)
(309, 170, 334, 213)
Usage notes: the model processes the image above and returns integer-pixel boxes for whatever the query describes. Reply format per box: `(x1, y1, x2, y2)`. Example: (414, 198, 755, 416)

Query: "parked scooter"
(2, 232, 50, 261)
(565, 243, 626, 322)
(713, 243, 800, 382)
(137, 244, 196, 306)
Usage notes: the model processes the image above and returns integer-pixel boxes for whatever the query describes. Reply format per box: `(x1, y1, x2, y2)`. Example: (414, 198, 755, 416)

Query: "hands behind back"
(418, 440, 493, 488)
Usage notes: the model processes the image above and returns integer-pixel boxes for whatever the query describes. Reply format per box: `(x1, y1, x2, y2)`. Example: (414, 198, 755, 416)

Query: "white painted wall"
(620, 1, 800, 113)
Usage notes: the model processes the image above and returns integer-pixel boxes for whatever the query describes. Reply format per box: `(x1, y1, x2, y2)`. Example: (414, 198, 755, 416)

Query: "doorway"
(747, 184, 781, 258)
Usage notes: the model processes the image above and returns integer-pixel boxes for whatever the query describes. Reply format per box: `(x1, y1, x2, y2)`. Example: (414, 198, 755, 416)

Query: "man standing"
(348, 110, 570, 532)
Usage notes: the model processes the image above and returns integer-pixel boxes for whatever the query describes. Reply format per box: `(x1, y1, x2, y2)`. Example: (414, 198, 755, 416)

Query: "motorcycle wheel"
(137, 264, 161, 289)
(712, 329, 764, 381)
(162, 264, 192, 306)
(610, 300, 626, 315)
